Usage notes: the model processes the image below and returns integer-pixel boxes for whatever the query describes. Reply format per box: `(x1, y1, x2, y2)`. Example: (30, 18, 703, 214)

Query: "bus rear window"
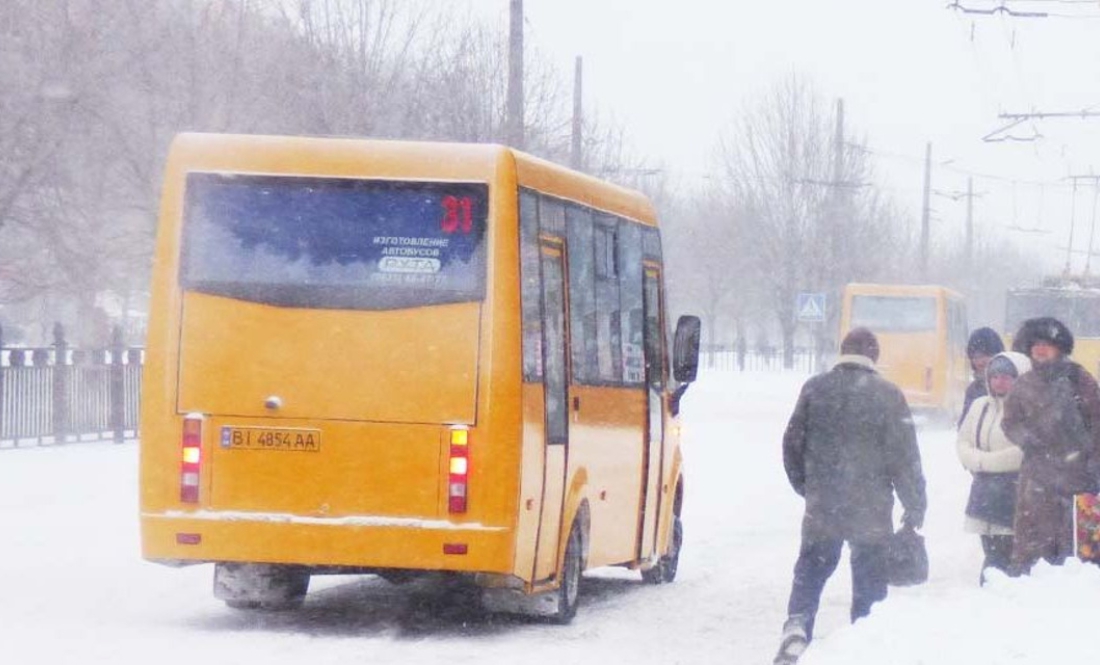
(851, 295, 936, 332)
(180, 173, 488, 310)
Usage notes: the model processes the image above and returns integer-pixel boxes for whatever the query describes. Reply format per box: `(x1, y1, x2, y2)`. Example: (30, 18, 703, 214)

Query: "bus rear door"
(532, 242, 569, 582)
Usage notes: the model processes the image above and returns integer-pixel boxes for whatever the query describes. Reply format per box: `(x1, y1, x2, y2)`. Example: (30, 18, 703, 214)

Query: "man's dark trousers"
(786, 538, 888, 640)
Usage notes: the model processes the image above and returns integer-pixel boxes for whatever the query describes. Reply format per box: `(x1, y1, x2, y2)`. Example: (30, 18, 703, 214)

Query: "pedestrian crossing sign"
(797, 293, 826, 322)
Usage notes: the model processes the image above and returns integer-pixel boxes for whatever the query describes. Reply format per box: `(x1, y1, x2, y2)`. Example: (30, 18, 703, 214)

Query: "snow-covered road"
(2, 369, 1093, 664)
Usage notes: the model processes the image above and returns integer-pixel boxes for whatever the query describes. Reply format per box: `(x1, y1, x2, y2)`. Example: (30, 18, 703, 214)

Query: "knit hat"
(986, 354, 1019, 378)
(840, 327, 880, 362)
(967, 327, 1004, 359)
(1012, 317, 1074, 356)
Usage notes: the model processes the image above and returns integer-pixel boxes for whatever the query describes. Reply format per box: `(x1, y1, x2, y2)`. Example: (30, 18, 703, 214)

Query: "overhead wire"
(997, 10, 1046, 141)
(859, 144, 1072, 187)
(948, 1, 1100, 18)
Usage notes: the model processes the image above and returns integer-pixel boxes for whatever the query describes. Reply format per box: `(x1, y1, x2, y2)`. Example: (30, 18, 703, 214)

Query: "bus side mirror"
(673, 315, 701, 384)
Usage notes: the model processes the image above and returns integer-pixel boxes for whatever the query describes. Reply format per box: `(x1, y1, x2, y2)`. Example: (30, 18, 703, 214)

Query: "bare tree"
(0, 0, 654, 342)
(712, 76, 903, 366)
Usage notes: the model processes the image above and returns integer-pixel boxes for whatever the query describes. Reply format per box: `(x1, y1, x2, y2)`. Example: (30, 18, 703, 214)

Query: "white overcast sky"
(464, 0, 1100, 273)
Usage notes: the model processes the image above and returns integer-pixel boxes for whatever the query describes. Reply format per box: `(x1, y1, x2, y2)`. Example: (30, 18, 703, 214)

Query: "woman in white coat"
(956, 351, 1032, 582)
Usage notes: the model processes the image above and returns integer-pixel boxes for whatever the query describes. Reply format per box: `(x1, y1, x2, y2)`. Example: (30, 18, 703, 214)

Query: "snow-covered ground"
(1, 369, 1095, 664)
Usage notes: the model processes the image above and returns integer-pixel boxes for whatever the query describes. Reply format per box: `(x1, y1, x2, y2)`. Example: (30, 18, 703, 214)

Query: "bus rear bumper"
(140, 511, 514, 574)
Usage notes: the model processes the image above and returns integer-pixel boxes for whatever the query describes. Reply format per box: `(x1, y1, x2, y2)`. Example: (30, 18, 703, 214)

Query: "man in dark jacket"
(1003, 316, 1100, 572)
(773, 327, 928, 665)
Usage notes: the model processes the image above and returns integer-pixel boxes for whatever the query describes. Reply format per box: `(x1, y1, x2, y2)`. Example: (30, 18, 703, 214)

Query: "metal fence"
(0, 324, 142, 449)
(1, 331, 816, 447)
(701, 345, 818, 374)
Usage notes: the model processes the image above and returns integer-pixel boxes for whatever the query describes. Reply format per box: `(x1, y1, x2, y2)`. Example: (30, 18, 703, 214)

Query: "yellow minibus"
(139, 133, 700, 623)
(839, 283, 968, 421)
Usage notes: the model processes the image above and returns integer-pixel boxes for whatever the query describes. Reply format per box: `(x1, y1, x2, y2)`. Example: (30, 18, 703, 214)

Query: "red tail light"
(180, 415, 203, 503)
(448, 427, 469, 513)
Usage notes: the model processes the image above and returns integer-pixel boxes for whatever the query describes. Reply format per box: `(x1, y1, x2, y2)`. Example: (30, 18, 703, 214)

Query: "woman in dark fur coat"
(1003, 317, 1100, 573)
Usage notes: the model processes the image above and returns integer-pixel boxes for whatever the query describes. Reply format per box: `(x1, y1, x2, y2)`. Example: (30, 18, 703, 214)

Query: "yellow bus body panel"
(177, 294, 480, 424)
(876, 332, 939, 408)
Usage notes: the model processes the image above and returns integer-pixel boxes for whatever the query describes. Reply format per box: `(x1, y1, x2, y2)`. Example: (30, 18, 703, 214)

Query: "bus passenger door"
(637, 267, 666, 560)
(533, 244, 569, 581)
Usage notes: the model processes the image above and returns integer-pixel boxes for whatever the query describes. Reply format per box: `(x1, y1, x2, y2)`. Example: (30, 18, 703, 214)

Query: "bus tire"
(224, 599, 261, 610)
(641, 514, 683, 584)
(259, 569, 309, 611)
(215, 563, 309, 611)
(549, 523, 583, 624)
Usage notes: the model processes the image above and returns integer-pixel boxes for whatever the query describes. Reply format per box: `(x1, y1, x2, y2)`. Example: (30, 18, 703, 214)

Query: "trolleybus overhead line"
(948, 1, 1100, 17)
(982, 118, 1042, 143)
(946, 2, 1048, 17)
(983, 110, 1100, 143)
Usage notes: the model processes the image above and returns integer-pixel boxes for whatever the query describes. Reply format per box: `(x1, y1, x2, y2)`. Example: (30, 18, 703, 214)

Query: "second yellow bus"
(840, 283, 969, 422)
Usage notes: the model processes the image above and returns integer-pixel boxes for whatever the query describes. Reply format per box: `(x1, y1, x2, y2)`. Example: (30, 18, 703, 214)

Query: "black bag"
(965, 472, 1019, 528)
(887, 525, 928, 586)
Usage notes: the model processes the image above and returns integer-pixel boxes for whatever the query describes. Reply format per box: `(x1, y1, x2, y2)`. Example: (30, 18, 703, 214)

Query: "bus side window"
(567, 205, 598, 384)
(594, 215, 622, 384)
(618, 221, 644, 386)
(952, 300, 968, 352)
(519, 190, 543, 381)
(641, 227, 666, 389)
(644, 271, 665, 389)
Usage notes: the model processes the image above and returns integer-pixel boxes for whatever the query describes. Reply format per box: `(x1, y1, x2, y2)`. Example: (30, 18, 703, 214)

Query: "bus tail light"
(181, 415, 203, 503)
(448, 427, 469, 514)
(924, 367, 933, 392)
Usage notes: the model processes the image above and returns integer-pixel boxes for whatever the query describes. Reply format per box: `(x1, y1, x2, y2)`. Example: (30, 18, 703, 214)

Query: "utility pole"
(832, 100, 845, 188)
(966, 177, 974, 264)
(821, 98, 845, 369)
(1087, 181, 1100, 276)
(1066, 179, 1080, 275)
(920, 142, 932, 282)
(571, 56, 583, 171)
(506, 0, 524, 150)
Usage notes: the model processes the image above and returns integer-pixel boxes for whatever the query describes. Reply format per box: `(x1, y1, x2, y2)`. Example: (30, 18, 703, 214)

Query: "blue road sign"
(797, 292, 826, 322)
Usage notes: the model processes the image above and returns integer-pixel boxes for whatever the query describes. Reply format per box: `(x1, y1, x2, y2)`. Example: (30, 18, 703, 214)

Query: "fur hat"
(1011, 317, 1074, 356)
(840, 327, 880, 362)
(967, 327, 1004, 359)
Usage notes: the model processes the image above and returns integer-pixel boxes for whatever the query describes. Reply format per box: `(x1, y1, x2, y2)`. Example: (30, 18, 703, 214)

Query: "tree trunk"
(781, 319, 796, 370)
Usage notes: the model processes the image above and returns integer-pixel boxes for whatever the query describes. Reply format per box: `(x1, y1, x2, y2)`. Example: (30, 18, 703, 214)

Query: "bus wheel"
(225, 600, 261, 610)
(641, 515, 683, 584)
(215, 563, 310, 611)
(550, 523, 583, 624)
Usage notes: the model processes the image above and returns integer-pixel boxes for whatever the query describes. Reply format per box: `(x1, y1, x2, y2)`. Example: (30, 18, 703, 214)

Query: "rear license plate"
(220, 427, 321, 452)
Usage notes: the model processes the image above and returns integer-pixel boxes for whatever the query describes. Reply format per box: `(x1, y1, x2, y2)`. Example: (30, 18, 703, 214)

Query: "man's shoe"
(773, 616, 809, 665)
